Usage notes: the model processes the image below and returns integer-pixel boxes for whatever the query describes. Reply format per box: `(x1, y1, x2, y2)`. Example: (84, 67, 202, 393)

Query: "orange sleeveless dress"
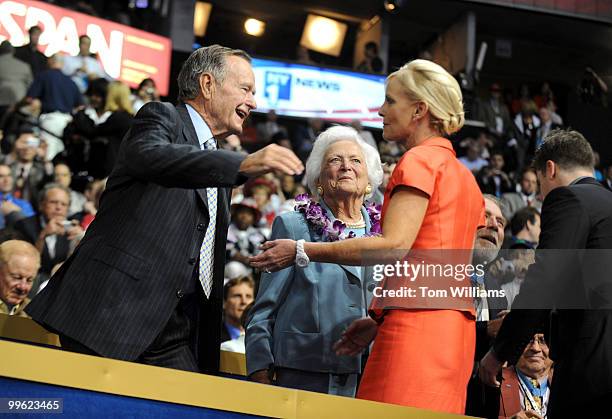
(356, 137, 485, 414)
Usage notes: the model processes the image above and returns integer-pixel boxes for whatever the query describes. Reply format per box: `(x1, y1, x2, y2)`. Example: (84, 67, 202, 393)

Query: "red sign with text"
(0, 0, 172, 95)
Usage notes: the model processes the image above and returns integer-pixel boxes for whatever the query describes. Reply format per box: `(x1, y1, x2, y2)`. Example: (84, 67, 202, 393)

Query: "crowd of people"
(0, 28, 611, 419)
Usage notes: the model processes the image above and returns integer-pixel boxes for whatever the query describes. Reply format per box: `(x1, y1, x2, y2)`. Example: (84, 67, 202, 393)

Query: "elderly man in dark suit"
(480, 129, 612, 418)
(26, 45, 303, 374)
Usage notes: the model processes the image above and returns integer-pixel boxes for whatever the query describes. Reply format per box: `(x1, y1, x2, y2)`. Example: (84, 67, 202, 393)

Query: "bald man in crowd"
(0, 240, 41, 317)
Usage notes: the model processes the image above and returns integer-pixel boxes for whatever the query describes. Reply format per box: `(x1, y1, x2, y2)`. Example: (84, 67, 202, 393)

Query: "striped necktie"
(198, 137, 217, 298)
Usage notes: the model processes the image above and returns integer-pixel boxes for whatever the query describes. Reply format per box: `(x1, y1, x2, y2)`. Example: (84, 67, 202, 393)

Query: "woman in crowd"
(251, 59, 484, 413)
(246, 125, 383, 396)
(71, 81, 133, 178)
(132, 78, 161, 113)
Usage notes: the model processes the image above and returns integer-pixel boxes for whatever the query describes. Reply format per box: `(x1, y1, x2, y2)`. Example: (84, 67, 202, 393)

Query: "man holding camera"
(13, 183, 83, 285)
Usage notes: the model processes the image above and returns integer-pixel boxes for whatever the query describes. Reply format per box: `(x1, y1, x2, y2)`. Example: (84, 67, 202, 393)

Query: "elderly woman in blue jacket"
(245, 125, 383, 396)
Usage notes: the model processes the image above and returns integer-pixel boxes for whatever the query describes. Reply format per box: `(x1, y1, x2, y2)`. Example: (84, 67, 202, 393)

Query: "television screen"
(252, 58, 384, 129)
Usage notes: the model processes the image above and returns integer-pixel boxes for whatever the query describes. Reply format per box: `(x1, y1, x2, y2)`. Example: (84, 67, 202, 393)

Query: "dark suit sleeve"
(493, 186, 590, 363)
(120, 102, 246, 189)
(245, 214, 297, 375)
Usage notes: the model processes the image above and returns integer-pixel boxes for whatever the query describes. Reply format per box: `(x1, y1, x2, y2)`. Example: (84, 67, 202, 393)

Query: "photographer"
(12, 183, 83, 285)
(476, 151, 515, 197)
(132, 78, 161, 113)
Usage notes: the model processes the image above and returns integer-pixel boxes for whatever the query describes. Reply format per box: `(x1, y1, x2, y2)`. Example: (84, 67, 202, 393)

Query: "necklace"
(339, 216, 366, 228)
(294, 194, 381, 242)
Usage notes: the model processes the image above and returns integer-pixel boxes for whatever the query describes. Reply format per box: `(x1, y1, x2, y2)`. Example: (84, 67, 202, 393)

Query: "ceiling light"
(244, 18, 265, 37)
(300, 14, 347, 57)
(384, 0, 403, 13)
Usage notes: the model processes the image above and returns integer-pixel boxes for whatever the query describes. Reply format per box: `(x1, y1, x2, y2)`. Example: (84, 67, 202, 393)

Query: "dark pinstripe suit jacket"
(26, 102, 246, 369)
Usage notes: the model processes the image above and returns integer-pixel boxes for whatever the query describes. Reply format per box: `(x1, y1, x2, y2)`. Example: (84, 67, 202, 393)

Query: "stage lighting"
(384, 0, 403, 13)
(193, 2, 212, 37)
(244, 18, 265, 37)
(300, 14, 347, 57)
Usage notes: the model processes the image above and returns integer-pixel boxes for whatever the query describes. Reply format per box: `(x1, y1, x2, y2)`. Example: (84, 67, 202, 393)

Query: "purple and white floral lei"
(294, 194, 382, 242)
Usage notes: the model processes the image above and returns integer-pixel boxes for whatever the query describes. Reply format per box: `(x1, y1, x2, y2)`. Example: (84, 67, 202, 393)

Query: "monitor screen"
(252, 58, 385, 128)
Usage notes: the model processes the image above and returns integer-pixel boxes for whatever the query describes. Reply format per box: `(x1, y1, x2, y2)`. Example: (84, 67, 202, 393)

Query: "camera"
(61, 220, 73, 229)
(25, 137, 40, 148)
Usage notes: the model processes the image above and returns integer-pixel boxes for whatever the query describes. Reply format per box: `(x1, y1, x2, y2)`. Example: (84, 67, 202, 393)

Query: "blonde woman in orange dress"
(251, 59, 484, 414)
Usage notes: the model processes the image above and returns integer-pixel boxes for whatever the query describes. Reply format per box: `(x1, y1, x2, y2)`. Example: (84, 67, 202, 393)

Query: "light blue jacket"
(246, 203, 375, 375)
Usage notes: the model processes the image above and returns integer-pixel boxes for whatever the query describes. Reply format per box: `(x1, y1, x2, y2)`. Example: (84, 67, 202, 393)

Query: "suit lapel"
(176, 103, 201, 148)
(176, 102, 208, 207)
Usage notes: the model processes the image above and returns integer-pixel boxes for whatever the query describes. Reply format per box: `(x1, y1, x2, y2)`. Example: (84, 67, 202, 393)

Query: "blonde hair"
(105, 81, 134, 114)
(388, 59, 464, 136)
(0, 240, 41, 270)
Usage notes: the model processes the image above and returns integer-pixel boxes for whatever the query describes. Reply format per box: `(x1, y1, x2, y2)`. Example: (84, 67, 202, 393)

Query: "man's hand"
(249, 369, 273, 385)
(66, 221, 84, 241)
(333, 318, 378, 356)
(249, 239, 297, 272)
(239, 144, 304, 177)
(37, 139, 48, 161)
(479, 348, 503, 387)
(0, 200, 21, 215)
(42, 217, 68, 237)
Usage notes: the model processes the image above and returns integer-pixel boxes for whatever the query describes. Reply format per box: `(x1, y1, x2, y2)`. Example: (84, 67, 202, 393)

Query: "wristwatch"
(295, 239, 310, 268)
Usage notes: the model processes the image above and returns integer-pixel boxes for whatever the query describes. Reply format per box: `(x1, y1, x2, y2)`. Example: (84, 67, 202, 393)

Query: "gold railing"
(0, 314, 474, 418)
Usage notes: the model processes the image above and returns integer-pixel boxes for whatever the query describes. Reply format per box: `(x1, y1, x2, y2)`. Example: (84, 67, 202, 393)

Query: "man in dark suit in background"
(14, 25, 47, 77)
(26, 45, 303, 374)
(479, 129, 612, 417)
(8, 126, 54, 210)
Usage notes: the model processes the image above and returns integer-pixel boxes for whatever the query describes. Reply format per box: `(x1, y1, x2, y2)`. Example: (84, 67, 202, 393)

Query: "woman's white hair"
(305, 125, 383, 200)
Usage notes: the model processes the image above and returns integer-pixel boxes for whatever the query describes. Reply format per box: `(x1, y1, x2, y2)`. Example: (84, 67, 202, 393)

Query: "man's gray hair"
(483, 193, 509, 220)
(177, 44, 251, 101)
(483, 194, 502, 210)
(305, 125, 384, 200)
(39, 182, 71, 206)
